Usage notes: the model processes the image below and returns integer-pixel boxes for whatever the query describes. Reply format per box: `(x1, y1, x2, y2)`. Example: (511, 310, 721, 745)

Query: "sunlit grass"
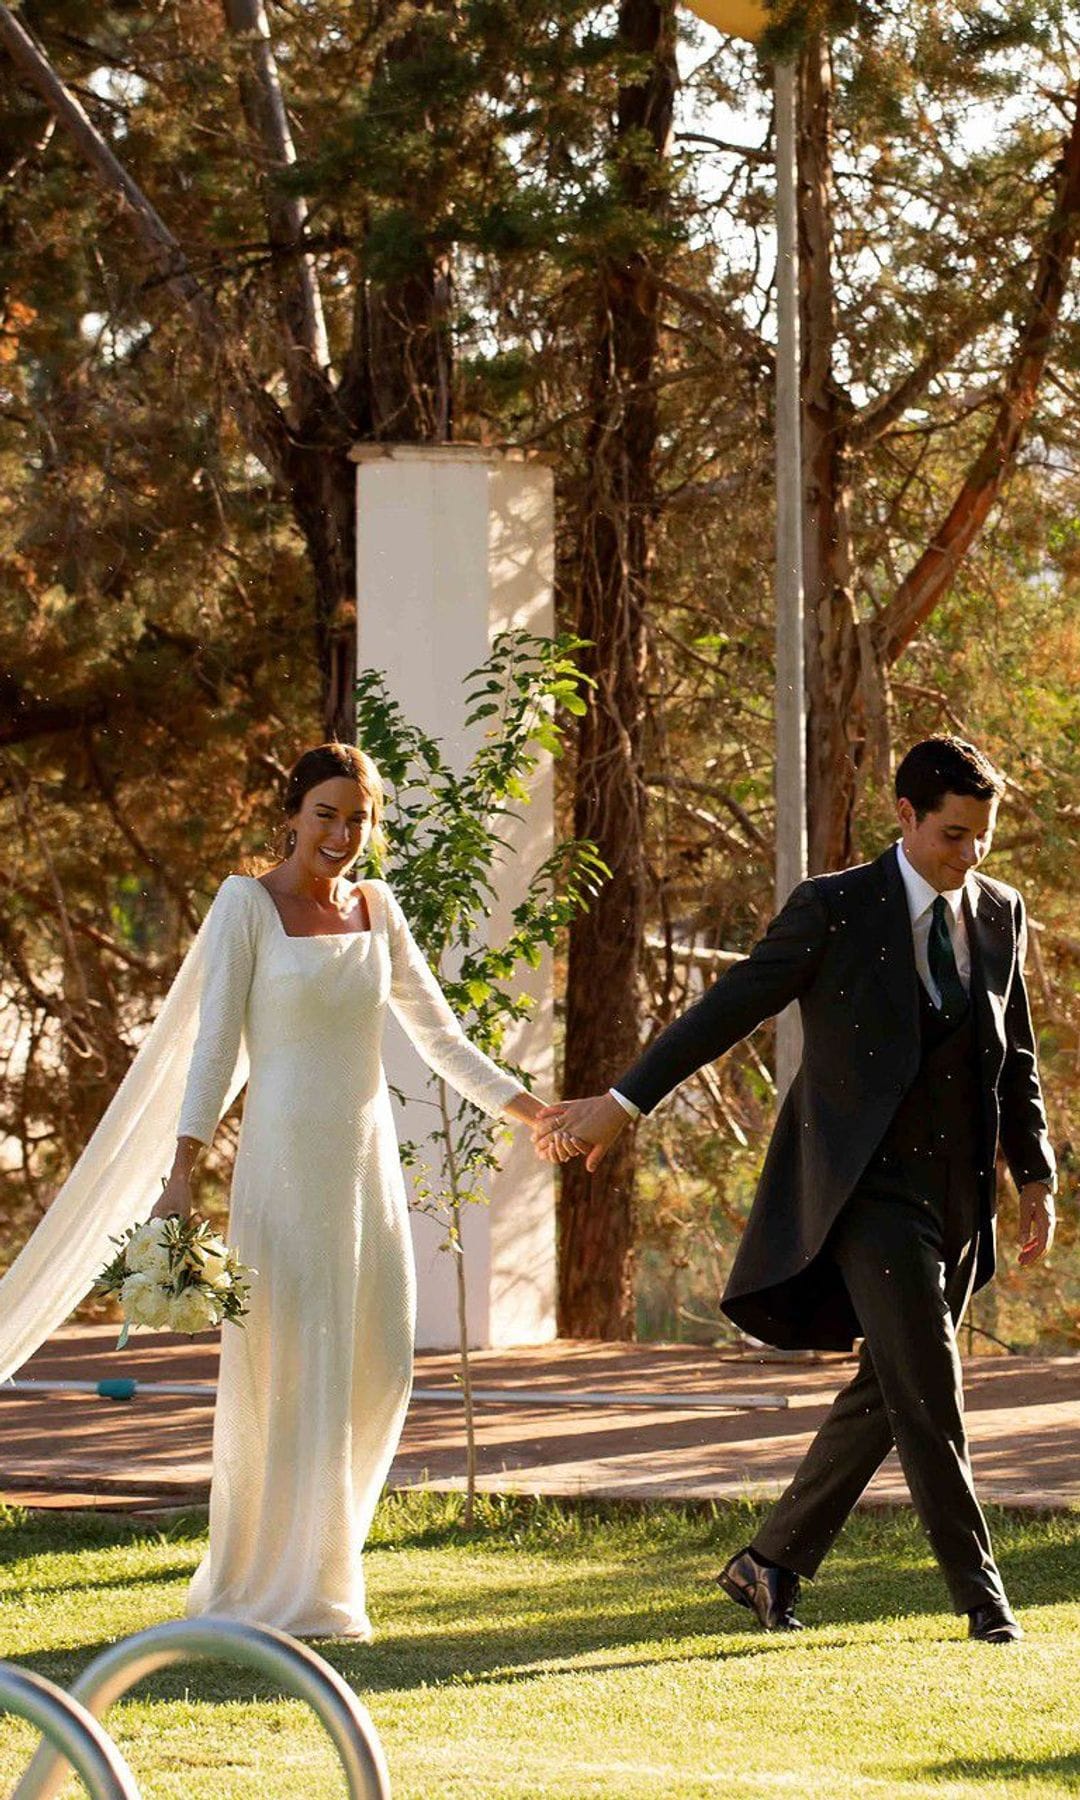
(1, 1494, 1077, 1798)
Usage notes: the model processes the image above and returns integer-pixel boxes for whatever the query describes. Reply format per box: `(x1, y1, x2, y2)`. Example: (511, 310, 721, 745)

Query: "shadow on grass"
(2, 1555, 853, 1706)
(0, 1563, 943, 1707)
(2, 1498, 1076, 1710)
(0, 1508, 204, 1565)
(919, 1751, 1080, 1787)
(1, 1561, 201, 1602)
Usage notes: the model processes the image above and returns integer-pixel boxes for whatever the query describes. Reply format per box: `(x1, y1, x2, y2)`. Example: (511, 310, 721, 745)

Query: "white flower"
(167, 1284, 221, 1334)
(126, 1221, 172, 1278)
(119, 1273, 171, 1329)
(136, 1243, 173, 1284)
(193, 1240, 230, 1286)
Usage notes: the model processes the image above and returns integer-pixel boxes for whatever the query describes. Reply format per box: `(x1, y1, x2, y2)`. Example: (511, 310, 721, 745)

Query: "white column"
(353, 445, 557, 1349)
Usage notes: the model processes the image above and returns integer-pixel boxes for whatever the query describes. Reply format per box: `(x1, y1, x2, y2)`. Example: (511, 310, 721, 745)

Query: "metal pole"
(773, 55, 807, 1095)
(3, 1377, 787, 1410)
(413, 1386, 788, 1410)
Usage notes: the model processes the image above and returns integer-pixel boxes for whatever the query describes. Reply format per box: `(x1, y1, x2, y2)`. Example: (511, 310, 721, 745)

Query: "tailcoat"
(617, 846, 1055, 1349)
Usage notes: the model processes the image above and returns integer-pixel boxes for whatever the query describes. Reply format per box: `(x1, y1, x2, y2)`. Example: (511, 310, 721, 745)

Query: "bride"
(0, 740, 545, 1640)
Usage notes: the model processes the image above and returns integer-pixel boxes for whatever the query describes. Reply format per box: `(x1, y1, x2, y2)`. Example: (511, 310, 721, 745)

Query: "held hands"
(1017, 1182, 1056, 1266)
(531, 1093, 630, 1172)
(503, 1090, 628, 1174)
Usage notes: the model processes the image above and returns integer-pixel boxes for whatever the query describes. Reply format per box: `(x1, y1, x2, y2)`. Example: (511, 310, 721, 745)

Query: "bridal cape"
(0, 873, 520, 1636)
(0, 882, 249, 1387)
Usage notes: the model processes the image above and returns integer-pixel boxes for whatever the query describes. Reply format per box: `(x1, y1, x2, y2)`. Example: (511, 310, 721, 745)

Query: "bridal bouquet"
(95, 1209, 254, 1346)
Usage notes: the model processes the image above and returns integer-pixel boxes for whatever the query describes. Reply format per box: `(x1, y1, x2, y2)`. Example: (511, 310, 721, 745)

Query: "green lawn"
(0, 1494, 1077, 1799)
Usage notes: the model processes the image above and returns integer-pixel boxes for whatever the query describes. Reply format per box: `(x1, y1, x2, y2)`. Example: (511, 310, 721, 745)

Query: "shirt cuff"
(608, 1087, 641, 1120)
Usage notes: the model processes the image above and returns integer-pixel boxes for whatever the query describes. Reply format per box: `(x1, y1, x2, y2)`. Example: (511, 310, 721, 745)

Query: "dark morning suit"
(614, 844, 1055, 1610)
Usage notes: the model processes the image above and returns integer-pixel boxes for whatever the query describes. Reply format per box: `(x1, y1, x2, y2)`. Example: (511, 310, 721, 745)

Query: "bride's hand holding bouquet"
(95, 1182, 254, 1346)
(152, 1133, 200, 1221)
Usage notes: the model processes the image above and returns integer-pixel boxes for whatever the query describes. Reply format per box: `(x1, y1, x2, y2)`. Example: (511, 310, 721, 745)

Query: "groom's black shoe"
(717, 1546, 803, 1632)
(967, 1601, 1023, 1644)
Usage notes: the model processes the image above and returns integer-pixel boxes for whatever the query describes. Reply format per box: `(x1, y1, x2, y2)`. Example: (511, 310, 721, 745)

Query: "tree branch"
(0, 2, 295, 483)
(221, 0, 332, 407)
(874, 80, 1080, 667)
(848, 302, 1005, 452)
(83, 734, 201, 932)
(0, 871, 160, 976)
(0, 672, 107, 748)
(653, 273, 774, 381)
(674, 131, 771, 165)
(647, 769, 769, 852)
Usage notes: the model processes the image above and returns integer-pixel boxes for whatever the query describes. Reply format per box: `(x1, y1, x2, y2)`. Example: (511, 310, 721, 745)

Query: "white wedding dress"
(0, 873, 519, 1639)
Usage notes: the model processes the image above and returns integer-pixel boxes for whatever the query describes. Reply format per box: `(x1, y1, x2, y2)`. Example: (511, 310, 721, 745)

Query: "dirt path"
(2, 1327, 1077, 1515)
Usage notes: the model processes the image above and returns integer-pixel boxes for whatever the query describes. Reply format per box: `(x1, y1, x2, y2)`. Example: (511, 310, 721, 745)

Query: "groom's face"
(897, 790, 999, 893)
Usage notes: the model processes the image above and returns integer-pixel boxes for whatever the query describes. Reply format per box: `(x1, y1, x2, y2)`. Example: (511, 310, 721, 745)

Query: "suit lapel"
(878, 846, 920, 1042)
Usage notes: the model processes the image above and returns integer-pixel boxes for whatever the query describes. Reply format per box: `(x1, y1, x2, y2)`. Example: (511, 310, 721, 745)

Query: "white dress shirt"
(894, 840, 972, 1007)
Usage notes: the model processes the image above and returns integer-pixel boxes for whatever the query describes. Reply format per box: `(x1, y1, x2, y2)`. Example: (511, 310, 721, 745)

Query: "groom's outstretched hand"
(532, 1094, 631, 1172)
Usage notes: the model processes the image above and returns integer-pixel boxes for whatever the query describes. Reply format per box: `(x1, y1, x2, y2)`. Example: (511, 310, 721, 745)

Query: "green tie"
(928, 895, 967, 1019)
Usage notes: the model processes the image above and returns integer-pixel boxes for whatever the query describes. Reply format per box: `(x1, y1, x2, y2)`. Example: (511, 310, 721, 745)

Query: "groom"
(538, 737, 1057, 1642)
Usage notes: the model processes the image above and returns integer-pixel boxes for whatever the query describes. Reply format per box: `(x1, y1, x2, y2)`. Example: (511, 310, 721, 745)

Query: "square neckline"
(247, 874, 376, 941)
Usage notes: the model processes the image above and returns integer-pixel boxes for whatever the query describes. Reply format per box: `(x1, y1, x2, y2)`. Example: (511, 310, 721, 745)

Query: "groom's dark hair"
(895, 736, 1006, 820)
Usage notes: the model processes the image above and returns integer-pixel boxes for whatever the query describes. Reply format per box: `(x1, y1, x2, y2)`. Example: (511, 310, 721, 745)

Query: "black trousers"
(752, 1160, 1005, 1612)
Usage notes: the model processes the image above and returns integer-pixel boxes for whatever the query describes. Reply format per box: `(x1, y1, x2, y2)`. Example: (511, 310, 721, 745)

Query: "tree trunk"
(286, 443, 360, 742)
(797, 34, 860, 876)
(558, 0, 676, 1339)
(363, 0, 455, 443)
(367, 258, 454, 443)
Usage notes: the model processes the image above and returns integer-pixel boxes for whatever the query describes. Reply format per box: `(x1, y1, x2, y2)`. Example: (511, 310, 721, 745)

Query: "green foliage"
(355, 629, 607, 1236)
(758, 0, 864, 65)
(1, 0, 1078, 1348)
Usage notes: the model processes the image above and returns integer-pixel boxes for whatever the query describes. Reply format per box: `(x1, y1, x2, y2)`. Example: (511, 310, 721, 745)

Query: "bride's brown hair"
(282, 742, 388, 864)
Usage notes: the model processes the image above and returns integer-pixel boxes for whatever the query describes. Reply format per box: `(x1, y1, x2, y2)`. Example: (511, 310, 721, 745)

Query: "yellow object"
(682, 0, 768, 42)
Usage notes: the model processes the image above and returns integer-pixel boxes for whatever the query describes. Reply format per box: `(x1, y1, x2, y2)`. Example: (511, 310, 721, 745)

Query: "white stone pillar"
(352, 444, 557, 1349)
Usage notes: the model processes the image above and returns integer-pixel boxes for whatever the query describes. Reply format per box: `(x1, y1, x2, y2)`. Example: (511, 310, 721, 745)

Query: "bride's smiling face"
(291, 777, 374, 878)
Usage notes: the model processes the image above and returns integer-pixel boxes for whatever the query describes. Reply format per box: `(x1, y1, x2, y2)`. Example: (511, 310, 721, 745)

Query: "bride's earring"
(285, 828, 297, 855)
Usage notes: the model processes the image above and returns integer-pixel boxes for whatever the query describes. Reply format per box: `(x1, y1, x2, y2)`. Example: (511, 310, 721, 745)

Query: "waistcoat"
(868, 979, 985, 1198)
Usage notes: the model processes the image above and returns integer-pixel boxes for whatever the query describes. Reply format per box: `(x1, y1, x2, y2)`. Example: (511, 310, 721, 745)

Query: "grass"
(0, 1494, 1078, 1798)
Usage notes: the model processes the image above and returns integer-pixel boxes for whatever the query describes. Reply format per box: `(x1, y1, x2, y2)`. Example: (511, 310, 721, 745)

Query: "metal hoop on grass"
(12, 1619, 391, 1800)
(0, 1664, 141, 1800)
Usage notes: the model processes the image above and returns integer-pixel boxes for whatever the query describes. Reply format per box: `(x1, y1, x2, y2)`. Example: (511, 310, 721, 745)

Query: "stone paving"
(2, 1325, 1077, 1516)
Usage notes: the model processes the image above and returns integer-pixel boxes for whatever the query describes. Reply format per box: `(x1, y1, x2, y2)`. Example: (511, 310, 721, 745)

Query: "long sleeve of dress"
(177, 875, 258, 1145)
(381, 884, 523, 1118)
